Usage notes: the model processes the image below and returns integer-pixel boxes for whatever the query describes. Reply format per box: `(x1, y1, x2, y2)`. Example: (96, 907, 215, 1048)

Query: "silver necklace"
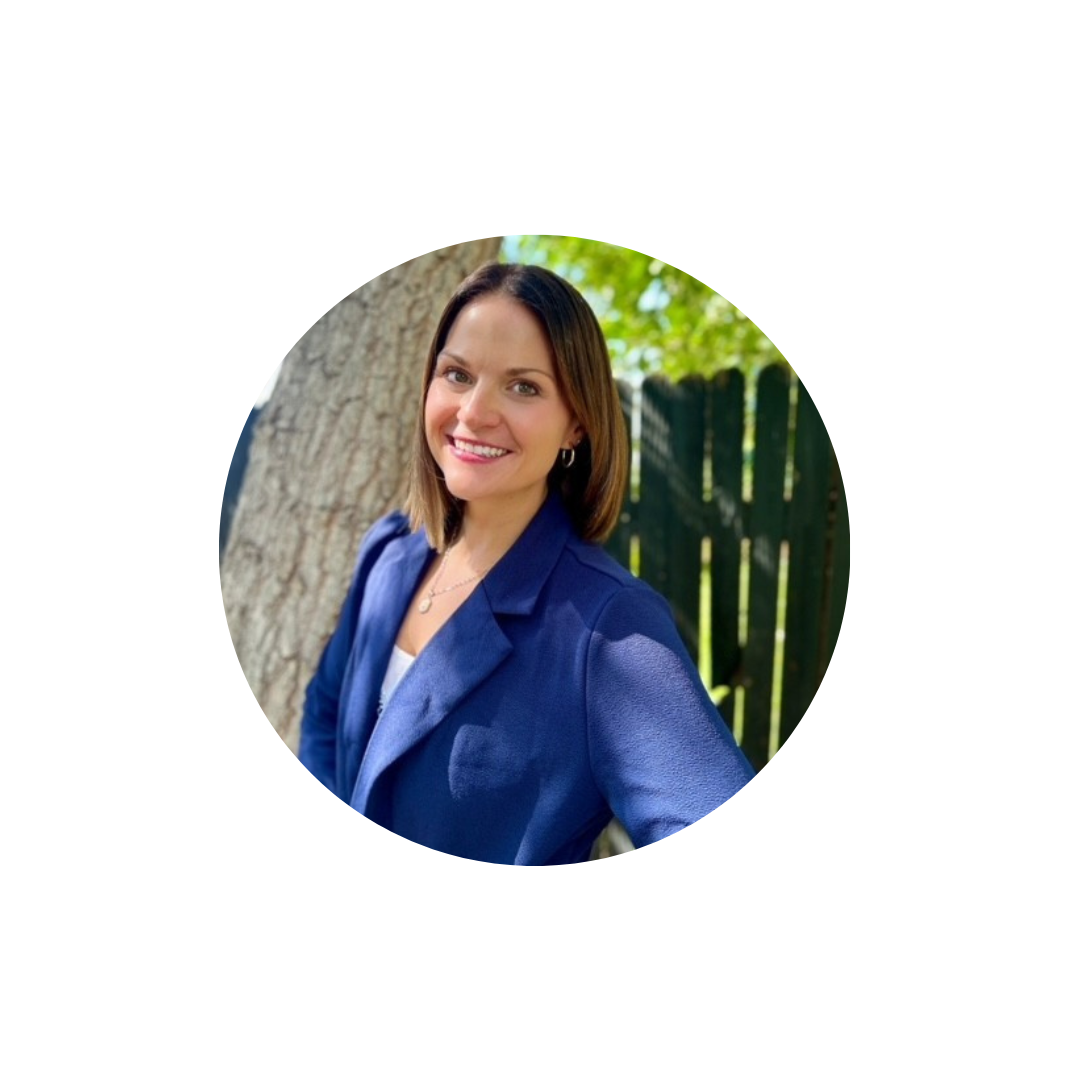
(418, 545, 489, 614)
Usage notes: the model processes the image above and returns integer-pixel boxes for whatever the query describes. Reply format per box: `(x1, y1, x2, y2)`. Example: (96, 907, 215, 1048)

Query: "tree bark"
(221, 238, 503, 751)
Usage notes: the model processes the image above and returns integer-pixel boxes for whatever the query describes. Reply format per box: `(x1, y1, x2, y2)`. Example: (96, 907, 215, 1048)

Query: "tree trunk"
(221, 238, 503, 751)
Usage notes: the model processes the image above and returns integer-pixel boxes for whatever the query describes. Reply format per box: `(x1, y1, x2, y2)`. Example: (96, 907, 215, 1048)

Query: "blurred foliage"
(501, 235, 787, 381)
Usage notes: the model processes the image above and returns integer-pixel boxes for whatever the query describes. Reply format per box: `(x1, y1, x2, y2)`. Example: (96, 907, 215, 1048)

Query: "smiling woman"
(297, 262, 755, 865)
(424, 295, 581, 526)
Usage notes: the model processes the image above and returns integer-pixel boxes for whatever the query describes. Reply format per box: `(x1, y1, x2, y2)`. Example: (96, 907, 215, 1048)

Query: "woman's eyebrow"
(437, 350, 470, 366)
(506, 367, 556, 381)
(438, 351, 554, 381)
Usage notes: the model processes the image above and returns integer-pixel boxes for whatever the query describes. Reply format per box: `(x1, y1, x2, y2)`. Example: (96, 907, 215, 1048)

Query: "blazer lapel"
(337, 529, 434, 796)
(350, 491, 575, 815)
(352, 587, 513, 814)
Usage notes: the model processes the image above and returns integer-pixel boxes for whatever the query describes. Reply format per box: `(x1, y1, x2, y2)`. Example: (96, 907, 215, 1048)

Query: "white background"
(4, 2, 1076, 1076)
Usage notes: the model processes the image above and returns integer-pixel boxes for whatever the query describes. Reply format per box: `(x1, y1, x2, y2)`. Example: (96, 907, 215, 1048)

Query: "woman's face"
(425, 294, 582, 521)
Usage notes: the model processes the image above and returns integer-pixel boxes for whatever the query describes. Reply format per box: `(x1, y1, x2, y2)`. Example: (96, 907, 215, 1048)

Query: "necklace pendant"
(418, 596, 432, 614)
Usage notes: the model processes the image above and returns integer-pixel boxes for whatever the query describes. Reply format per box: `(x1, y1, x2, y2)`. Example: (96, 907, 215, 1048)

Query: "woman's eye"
(444, 368, 470, 385)
(512, 381, 539, 396)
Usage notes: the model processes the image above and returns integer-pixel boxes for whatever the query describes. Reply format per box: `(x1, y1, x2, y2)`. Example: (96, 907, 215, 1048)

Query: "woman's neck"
(453, 488, 547, 569)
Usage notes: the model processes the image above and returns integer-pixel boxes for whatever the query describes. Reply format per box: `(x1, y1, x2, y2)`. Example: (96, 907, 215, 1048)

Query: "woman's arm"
(297, 513, 410, 795)
(585, 584, 755, 848)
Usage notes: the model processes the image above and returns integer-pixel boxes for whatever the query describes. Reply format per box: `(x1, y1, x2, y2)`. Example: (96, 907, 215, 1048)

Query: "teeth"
(455, 439, 509, 458)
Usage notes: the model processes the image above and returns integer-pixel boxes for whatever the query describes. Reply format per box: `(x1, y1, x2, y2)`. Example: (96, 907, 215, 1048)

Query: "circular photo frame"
(220, 235, 850, 865)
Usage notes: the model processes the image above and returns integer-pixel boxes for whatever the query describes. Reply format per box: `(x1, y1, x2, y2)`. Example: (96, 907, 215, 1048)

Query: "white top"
(379, 644, 416, 712)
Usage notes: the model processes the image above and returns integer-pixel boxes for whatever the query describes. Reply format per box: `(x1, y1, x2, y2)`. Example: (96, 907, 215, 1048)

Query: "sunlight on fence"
(605, 365, 848, 775)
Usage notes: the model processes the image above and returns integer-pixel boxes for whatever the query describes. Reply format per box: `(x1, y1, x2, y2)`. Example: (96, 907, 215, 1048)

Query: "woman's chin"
(447, 485, 551, 523)
(446, 485, 504, 508)
(440, 461, 507, 501)
(441, 474, 487, 504)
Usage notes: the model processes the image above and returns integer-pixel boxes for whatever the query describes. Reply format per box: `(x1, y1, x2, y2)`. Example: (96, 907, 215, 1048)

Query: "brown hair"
(405, 263, 628, 551)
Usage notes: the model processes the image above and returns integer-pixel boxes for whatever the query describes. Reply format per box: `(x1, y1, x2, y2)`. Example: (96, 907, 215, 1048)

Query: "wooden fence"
(604, 364, 849, 776)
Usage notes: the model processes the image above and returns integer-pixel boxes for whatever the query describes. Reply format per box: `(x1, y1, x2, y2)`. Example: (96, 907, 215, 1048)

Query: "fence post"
(741, 364, 791, 772)
(781, 379, 849, 744)
(708, 368, 747, 694)
(639, 375, 706, 663)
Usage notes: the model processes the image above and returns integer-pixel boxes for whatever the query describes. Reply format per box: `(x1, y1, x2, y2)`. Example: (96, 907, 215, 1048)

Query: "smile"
(450, 437, 511, 459)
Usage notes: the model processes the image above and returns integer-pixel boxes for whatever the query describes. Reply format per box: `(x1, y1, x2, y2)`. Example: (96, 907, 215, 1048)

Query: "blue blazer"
(298, 492, 754, 864)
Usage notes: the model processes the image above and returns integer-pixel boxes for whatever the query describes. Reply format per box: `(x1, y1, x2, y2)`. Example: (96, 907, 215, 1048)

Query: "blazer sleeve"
(585, 584, 755, 848)
(297, 512, 410, 795)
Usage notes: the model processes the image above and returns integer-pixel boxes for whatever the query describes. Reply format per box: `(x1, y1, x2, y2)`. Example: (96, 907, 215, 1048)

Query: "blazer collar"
(477, 489, 575, 616)
(351, 491, 576, 816)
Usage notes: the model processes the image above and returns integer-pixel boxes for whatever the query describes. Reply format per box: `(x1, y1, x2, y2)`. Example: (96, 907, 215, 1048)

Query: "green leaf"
(501, 235, 787, 381)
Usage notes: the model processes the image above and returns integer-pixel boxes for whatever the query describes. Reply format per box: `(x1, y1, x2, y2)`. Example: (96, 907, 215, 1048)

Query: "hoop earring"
(560, 447, 576, 468)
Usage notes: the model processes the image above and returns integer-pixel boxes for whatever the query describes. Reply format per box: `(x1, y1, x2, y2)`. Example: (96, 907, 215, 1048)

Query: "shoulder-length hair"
(405, 262, 628, 551)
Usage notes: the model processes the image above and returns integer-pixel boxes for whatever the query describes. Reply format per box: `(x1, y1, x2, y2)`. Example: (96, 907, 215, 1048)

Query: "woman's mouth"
(448, 436, 511, 460)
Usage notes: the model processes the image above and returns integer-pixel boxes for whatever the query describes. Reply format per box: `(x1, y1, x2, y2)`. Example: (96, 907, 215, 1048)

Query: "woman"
(298, 263, 754, 864)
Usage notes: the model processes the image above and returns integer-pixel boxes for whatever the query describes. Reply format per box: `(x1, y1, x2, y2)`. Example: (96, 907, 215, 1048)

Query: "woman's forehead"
(444, 295, 553, 361)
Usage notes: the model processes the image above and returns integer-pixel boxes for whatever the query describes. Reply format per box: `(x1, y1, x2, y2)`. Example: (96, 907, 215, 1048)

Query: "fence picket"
(823, 452, 850, 677)
(781, 379, 833, 743)
(639, 375, 706, 662)
(708, 369, 746, 693)
(741, 365, 791, 772)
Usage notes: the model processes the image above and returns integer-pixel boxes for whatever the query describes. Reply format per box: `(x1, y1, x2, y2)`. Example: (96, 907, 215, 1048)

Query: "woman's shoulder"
(365, 508, 412, 542)
(558, 536, 673, 624)
(352, 509, 421, 568)
(561, 536, 637, 588)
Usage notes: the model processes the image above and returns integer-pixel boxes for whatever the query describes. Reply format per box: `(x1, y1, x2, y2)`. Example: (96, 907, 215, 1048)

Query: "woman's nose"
(457, 382, 498, 427)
